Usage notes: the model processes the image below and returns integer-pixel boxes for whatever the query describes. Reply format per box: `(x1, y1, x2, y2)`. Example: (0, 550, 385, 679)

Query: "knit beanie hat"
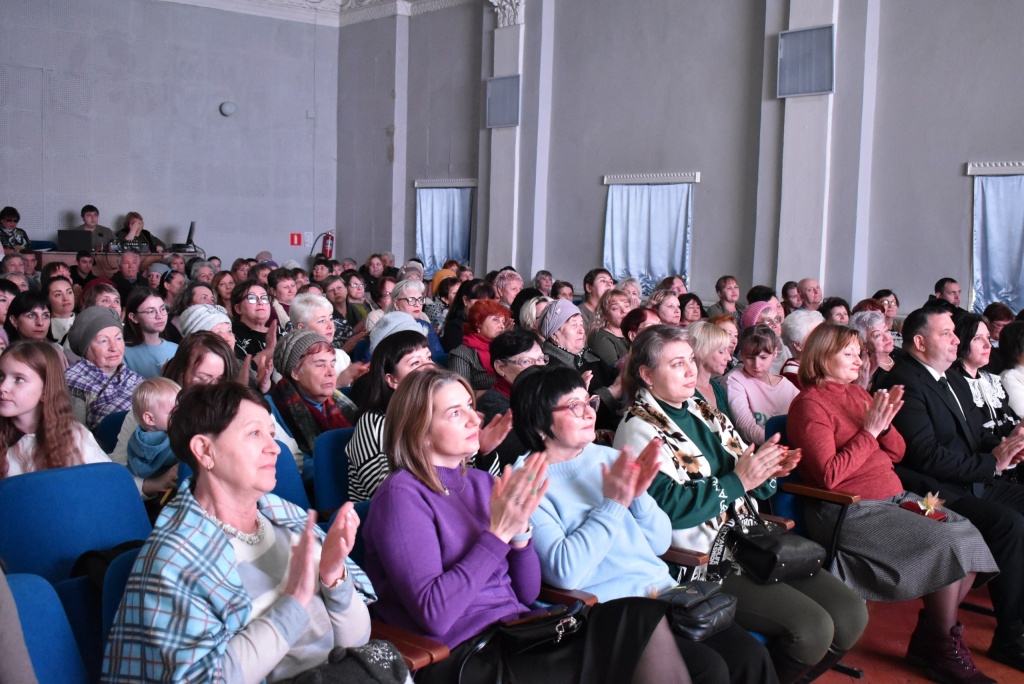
(741, 300, 774, 331)
(179, 304, 231, 338)
(274, 329, 328, 379)
(369, 311, 423, 353)
(281, 259, 301, 270)
(69, 305, 123, 357)
(399, 261, 424, 280)
(147, 262, 170, 277)
(538, 299, 581, 340)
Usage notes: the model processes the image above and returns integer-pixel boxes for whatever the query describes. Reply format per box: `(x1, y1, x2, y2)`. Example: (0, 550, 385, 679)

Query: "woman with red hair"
(448, 299, 512, 391)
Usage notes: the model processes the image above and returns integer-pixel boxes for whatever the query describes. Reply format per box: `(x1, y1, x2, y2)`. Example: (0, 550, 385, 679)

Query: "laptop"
(57, 230, 94, 253)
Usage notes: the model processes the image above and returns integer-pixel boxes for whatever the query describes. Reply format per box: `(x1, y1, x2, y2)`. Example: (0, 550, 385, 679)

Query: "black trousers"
(945, 479, 1024, 630)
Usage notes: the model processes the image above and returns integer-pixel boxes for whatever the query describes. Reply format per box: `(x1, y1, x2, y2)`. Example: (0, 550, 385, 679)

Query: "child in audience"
(125, 377, 180, 485)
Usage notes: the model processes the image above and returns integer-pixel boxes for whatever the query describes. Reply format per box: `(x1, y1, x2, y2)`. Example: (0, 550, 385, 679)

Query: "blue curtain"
(973, 176, 1024, 313)
(415, 188, 473, 278)
(603, 183, 692, 294)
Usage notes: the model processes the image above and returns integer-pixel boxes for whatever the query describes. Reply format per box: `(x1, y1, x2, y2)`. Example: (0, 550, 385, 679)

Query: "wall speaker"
(486, 75, 520, 128)
(778, 25, 835, 98)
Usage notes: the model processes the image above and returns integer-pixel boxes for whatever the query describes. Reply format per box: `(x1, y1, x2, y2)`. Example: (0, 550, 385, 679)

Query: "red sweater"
(788, 381, 905, 500)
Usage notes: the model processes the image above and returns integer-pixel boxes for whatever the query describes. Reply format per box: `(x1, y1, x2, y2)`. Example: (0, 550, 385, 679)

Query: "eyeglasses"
(552, 395, 601, 418)
(138, 305, 169, 317)
(245, 294, 270, 304)
(396, 296, 425, 305)
(348, 282, 365, 289)
(879, 299, 898, 307)
(760, 316, 783, 325)
(504, 354, 549, 368)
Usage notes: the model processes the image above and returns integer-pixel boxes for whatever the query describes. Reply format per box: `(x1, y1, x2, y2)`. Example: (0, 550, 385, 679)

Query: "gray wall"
(866, 0, 1024, 306)
(405, 4, 483, 253)
(337, 15, 401, 261)
(0, 0, 337, 264)
(543, 0, 766, 295)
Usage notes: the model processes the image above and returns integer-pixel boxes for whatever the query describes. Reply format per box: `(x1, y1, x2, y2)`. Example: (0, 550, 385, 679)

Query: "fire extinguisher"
(321, 232, 334, 259)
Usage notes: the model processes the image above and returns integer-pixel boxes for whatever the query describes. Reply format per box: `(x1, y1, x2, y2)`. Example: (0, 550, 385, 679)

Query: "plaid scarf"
(65, 359, 145, 431)
(271, 378, 354, 456)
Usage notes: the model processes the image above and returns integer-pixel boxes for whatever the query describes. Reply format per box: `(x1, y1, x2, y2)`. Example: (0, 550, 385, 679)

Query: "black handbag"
(657, 581, 737, 641)
(497, 600, 586, 654)
(731, 521, 826, 584)
(458, 601, 587, 683)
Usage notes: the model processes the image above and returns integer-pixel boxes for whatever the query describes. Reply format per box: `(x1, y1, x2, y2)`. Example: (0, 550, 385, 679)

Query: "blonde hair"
(384, 367, 474, 494)
(687, 320, 730, 365)
(131, 377, 181, 426)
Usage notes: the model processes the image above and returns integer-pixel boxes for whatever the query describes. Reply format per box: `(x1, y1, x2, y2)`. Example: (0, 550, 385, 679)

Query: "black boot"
(768, 646, 813, 684)
(907, 609, 929, 667)
(797, 644, 850, 683)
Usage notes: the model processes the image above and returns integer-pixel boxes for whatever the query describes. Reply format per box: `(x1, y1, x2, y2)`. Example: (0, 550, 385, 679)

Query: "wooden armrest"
(661, 547, 710, 567)
(539, 585, 599, 607)
(781, 482, 861, 505)
(370, 620, 450, 670)
(761, 514, 795, 530)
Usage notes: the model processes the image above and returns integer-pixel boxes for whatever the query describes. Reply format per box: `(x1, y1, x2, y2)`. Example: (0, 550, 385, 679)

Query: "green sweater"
(647, 398, 776, 530)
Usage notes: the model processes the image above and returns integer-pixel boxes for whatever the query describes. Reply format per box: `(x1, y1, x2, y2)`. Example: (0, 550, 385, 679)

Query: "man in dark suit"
(881, 307, 1024, 671)
(110, 249, 143, 302)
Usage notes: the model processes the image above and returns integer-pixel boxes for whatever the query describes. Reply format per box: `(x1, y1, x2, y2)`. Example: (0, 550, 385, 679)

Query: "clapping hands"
(601, 438, 663, 507)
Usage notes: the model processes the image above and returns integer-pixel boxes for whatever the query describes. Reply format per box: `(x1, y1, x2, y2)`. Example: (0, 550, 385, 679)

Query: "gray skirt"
(803, 491, 999, 602)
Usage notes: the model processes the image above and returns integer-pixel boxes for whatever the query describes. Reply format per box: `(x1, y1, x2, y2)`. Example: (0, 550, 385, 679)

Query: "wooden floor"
(818, 589, 1020, 683)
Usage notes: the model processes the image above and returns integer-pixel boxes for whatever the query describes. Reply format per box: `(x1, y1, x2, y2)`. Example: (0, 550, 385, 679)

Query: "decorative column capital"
(488, 0, 523, 27)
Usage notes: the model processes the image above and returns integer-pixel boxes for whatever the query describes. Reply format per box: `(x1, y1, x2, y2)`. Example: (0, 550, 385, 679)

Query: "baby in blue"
(126, 377, 181, 483)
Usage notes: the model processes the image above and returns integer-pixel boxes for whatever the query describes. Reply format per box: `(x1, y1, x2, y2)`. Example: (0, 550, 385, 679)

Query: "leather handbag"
(731, 522, 826, 584)
(657, 581, 737, 641)
(497, 600, 586, 654)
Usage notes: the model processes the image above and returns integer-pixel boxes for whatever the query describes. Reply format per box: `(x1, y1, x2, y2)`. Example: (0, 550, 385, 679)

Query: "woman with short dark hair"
(105, 382, 379, 682)
(440, 278, 496, 352)
(513, 365, 777, 684)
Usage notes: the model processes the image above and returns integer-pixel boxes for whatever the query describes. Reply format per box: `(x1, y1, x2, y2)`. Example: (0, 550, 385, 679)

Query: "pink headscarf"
(741, 300, 774, 331)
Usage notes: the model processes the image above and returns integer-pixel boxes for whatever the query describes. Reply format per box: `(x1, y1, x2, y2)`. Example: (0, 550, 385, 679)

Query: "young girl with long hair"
(0, 341, 108, 478)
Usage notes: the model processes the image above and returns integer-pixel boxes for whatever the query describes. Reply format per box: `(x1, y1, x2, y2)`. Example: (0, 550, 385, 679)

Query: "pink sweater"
(724, 370, 800, 444)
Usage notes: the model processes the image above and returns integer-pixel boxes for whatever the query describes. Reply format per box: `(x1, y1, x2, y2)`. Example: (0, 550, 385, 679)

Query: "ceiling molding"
(159, 0, 478, 28)
(414, 178, 478, 188)
(967, 161, 1024, 176)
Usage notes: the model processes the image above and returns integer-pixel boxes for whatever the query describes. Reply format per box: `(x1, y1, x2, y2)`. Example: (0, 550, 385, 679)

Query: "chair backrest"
(102, 547, 142, 643)
(273, 440, 311, 510)
(176, 441, 308, 509)
(94, 410, 129, 454)
(263, 393, 294, 438)
(765, 414, 788, 445)
(0, 463, 152, 582)
(7, 573, 89, 684)
(313, 427, 356, 513)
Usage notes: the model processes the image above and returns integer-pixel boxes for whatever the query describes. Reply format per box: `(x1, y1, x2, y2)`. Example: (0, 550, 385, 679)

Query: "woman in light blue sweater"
(512, 366, 777, 684)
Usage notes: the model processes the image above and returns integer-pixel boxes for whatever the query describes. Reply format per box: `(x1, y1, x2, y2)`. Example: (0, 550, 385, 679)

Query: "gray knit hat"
(179, 304, 231, 338)
(147, 262, 170, 277)
(369, 311, 423, 353)
(68, 305, 124, 357)
(274, 329, 329, 378)
(537, 299, 582, 340)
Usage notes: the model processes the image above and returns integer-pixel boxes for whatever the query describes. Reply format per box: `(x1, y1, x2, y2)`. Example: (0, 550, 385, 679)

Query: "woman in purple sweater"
(363, 367, 692, 684)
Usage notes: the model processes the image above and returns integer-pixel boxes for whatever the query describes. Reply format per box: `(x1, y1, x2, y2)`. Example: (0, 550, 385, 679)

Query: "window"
(415, 185, 474, 277)
(602, 175, 696, 293)
(971, 170, 1024, 312)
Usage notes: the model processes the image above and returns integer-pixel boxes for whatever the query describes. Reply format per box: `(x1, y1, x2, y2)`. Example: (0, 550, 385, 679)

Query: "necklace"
(198, 502, 266, 545)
